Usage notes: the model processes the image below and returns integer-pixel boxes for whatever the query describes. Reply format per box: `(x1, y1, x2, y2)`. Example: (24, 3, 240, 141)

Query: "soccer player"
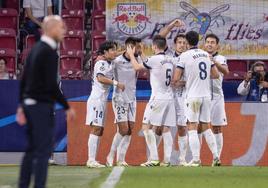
(174, 31, 220, 166)
(204, 33, 229, 162)
(160, 19, 188, 166)
(106, 37, 143, 167)
(127, 35, 176, 167)
(86, 41, 125, 168)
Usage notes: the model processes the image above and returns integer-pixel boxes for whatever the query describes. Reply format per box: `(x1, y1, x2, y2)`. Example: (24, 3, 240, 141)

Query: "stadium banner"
(106, 0, 268, 59)
(67, 102, 268, 166)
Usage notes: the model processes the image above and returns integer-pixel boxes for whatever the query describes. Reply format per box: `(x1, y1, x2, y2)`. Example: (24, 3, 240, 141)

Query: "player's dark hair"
(152, 35, 166, 50)
(205, 33, 220, 44)
(185, 31, 199, 46)
(97, 40, 117, 55)
(125, 37, 142, 46)
(173, 34, 186, 44)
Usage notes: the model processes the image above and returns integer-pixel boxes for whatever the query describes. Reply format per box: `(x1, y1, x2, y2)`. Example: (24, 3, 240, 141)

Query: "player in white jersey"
(204, 34, 229, 164)
(160, 19, 189, 166)
(174, 31, 220, 167)
(127, 35, 176, 167)
(106, 37, 143, 167)
(86, 41, 125, 168)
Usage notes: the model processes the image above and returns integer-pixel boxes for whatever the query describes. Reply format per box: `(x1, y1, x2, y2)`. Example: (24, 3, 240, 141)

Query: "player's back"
(179, 48, 212, 98)
(144, 53, 175, 100)
(90, 60, 113, 101)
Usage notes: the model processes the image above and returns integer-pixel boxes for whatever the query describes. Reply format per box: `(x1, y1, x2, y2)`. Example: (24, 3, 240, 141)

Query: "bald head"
(42, 15, 66, 42)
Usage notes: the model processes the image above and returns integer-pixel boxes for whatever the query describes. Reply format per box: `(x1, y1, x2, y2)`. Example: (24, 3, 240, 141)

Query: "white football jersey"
(211, 53, 227, 98)
(165, 47, 186, 98)
(178, 48, 213, 98)
(89, 60, 114, 101)
(143, 52, 175, 100)
(113, 53, 140, 103)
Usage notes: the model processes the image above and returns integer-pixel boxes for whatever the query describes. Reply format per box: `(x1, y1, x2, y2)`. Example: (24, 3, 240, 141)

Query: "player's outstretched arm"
(159, 19, 184, 38)
(97, 75, 125, 91)
(127, 45, 145, 71)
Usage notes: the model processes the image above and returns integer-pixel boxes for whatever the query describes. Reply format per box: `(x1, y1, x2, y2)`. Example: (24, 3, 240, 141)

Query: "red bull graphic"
(112, 3, 151, 35)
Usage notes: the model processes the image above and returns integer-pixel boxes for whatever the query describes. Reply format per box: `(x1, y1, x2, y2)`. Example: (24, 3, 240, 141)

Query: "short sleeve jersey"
(90, 60, 114, 101)
(177, 48, 213, 98)
(143, 53, 175, 100)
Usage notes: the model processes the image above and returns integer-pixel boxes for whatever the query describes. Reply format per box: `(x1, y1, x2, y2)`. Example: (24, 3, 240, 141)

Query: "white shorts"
(86, 98, 107, 127)
(174, 97, 187, 126)
(211, 96, 227, 126)
(142, 98, 176, 127)
(112, 96, 136, 123)
(185, 97, 211, 123)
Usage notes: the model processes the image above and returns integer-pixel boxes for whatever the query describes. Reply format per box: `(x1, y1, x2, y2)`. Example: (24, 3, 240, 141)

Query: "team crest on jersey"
(112, 3, 151, 35)
(100, 65, 105, 71)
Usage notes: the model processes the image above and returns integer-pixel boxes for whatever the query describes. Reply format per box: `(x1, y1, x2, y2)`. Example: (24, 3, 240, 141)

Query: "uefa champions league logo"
(112, 3, 151, 35)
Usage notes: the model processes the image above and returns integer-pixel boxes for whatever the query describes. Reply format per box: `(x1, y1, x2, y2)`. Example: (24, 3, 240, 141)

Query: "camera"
(251, 71, 268, 84)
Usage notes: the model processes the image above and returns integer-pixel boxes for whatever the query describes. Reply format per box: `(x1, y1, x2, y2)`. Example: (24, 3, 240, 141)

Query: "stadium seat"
(263, 60, 268, 70)
(137, 69, 150, 80)
(62, 9, 84, 31)
(93, 0, 105, 11)
(91, 30, 106, 53)
(92, 10, 105, 31)
(0, 28, 16, 50)
(0, 8, 18, 34)
(64, 0, 85, 10)
(25, 35, 36, 49)
(5, 0, 20, 13)
(227, 60, 248, 72)
(0, 48, 16, 74)
(60, 30, 84, 51)
(60, 50, 84, 79)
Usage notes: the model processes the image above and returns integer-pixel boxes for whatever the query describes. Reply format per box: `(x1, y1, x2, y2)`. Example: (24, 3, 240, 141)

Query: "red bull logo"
(113, 3, 150, 35)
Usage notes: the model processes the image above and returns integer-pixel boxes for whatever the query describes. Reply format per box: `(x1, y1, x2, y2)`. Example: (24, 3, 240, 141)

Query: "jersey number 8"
(199, 62, 207, 80)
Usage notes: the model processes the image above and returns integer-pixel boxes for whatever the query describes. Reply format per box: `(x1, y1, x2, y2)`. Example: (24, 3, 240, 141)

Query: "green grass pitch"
(0, 166, 268, 188)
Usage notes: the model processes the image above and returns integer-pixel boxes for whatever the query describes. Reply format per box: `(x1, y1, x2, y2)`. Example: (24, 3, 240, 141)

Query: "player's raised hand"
(117, 83, 125, 91)
(170, 19, 185, 27)
(126, 45, 135, 57)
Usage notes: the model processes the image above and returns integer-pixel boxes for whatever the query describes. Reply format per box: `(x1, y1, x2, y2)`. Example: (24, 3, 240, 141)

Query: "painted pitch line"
(100, 167, 125, 188)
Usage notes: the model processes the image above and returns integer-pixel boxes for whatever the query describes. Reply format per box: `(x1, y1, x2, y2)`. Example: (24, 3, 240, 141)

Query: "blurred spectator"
(237, 61, 268, 102)
(23, 0, 53, 41)
(0, 58, 16, 79)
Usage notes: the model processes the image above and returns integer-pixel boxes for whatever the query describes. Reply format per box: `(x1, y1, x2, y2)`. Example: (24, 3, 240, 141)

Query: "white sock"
(143, 129, 158, 161)
(146, 134, 162, 161)
(117, 135, 131, 162)
(155, 134, 162, 147)
(214, 133, 223, 158)
(178, 135, 188, 162)
(163, 131, 173, 163)
(188, 130, 200, 161)
(108, 132, 123, 158)
(88, 134, 99, 162)
(198, 133, 202, 146)
(203, 129, 218, 159)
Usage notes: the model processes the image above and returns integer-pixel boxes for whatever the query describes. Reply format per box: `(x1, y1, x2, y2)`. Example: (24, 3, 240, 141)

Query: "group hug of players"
(85, 19, 229, 168)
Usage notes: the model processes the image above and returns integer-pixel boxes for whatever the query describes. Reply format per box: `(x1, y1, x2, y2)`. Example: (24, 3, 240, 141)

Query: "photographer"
(237, 61, 268, 102)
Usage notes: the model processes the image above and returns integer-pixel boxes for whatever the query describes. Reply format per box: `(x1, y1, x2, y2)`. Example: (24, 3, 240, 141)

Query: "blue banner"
(0, 80, 244, 151)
